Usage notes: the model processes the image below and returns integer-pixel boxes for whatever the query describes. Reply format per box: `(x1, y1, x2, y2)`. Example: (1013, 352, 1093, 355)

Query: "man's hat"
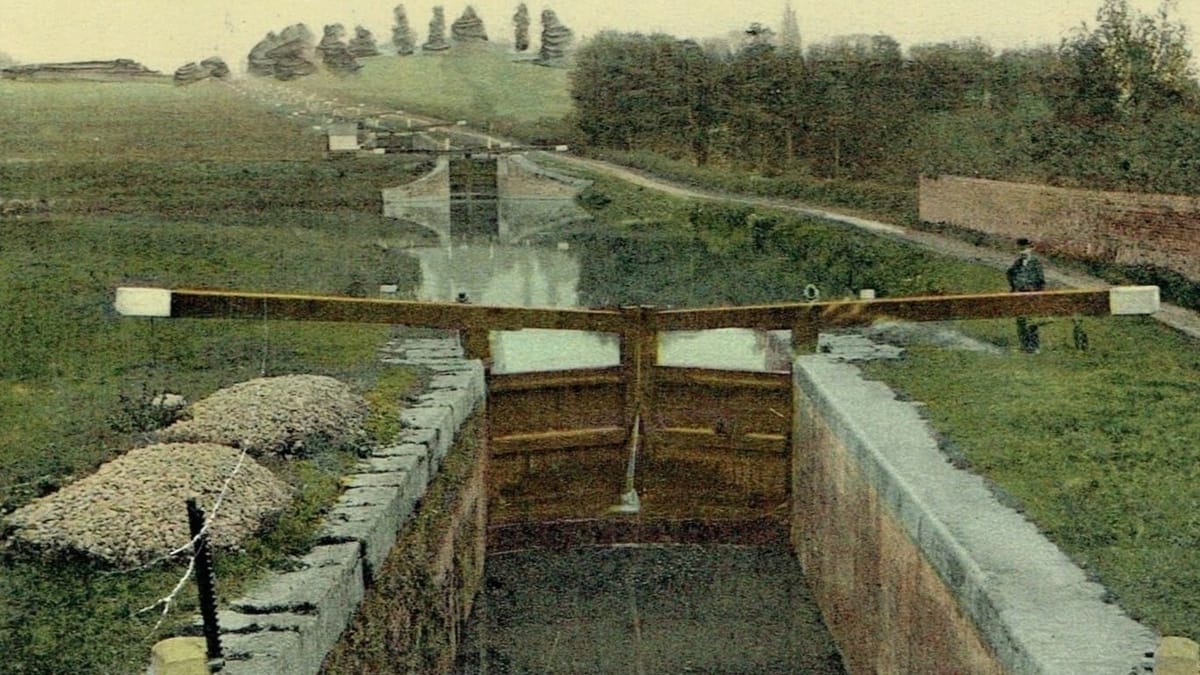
(1016, 237, 1032, 247)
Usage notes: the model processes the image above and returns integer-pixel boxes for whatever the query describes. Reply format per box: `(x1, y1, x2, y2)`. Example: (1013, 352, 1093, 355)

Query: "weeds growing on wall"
(323, 419, 484, 674)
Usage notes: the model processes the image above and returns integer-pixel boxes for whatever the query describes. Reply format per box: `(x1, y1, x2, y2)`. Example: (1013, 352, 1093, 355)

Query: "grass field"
(273, 47, 575, 141)
(0, 79, 323, 162)
(0, 78, 429, 673)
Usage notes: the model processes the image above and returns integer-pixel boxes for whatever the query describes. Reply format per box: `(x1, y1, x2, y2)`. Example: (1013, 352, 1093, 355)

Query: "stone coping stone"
(397, 426, 439, 455)
(230, 542, 362, 615)
(318, 466, 425, 574)
(220, 630, 305, 675)
(411, 386, 481, 429)
(794, 355, 1158, 675)
(208, 609, 314, 634)
(342, 471, 409, 489)
(229, 542, 364, 673)
(400, 405, 456, 464)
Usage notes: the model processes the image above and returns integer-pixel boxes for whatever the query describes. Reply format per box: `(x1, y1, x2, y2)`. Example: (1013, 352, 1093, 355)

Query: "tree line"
(569, 0, 1200, 195)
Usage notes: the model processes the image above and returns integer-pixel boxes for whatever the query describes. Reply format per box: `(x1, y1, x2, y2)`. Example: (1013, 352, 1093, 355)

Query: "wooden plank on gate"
(488, 367, 624, 392)
(150, 288, 627, 332)
(653, 288, 1125, 331)
(650, 427, 789, 455)
(654, 366, 791, 389)
(491, 426, 626, 455)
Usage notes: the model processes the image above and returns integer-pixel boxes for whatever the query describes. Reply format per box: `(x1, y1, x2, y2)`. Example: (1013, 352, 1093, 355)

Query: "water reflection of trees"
(571, 228, 826, 309)
(405, 240, 579, 307)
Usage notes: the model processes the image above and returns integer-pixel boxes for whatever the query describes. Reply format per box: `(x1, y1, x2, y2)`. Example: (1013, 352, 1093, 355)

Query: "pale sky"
(1, 0, 1197, 73)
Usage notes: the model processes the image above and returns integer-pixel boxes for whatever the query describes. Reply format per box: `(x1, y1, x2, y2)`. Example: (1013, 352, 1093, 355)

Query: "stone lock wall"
(791, 355, 1157, 675)
(151, 336, 486, 675)
(919, 175, 1200, 281)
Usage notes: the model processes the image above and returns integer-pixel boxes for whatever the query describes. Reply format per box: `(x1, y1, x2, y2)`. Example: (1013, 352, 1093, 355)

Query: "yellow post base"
(149, 637, 209, 675)
(1156, 636, 1200, 675)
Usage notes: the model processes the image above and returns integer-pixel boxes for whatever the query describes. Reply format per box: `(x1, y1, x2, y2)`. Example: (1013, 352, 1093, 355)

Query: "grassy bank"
(862, 317, 1200, 641)
(552, 168, 998, 306)
(0, 79, 429, 673)
(585, 148, 918, 223)
(279, 48, 575, 143)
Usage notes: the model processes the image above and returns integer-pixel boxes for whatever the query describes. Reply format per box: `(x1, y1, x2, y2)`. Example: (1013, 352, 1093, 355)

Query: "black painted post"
(187, 497, 225, 672)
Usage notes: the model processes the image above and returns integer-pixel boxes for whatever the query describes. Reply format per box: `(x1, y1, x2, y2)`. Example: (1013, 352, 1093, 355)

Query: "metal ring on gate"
(803, 284, 820, 302)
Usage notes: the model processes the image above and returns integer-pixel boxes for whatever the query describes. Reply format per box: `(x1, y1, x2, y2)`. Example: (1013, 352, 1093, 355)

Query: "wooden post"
(461, 328, 491, 369)
(638, 305, 658, 447)
(619, 307, 640, 439)
(791, 320, 820, 353)
(1156, 636, 1200, 675)
(618, 305, 656, 439)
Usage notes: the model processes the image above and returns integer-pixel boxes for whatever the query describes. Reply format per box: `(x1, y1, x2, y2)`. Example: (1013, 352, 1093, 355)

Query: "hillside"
(280, 45, 573, 141)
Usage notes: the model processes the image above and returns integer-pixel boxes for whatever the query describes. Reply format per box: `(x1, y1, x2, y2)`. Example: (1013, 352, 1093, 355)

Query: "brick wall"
(919, 175, 1200, 280)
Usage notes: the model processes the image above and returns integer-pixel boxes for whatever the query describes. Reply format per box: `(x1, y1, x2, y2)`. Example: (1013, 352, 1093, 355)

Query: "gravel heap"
(2, 443, 292, 567)
(158, 375, 368, 457)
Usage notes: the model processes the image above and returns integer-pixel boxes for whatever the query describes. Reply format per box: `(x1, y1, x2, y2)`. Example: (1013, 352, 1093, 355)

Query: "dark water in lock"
(408, 227, 845, 672)
(455, 546, 845, 675)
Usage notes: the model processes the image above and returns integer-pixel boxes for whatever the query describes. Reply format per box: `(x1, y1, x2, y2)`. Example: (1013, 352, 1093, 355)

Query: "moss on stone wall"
(321, 417, 485, 674)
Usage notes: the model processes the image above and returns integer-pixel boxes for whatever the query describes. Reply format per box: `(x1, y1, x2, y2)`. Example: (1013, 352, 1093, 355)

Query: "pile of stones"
(173, 57, 230, 85)
(1, 375, 369, 566)
(248, 24, 319, 81)
(158, 375, 369, 457)
(3, 443, 292, 567)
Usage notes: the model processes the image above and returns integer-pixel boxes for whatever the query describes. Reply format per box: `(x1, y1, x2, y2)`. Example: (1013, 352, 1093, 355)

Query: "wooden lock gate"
(115, 285, 1159, 544)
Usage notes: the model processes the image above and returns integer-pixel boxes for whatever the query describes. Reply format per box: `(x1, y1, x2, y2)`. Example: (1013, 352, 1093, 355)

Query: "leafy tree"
(513, 3, 530, 52)
(392, 5, 416, 55)
(1058, 0, 1196, 122)
(720, 40, 805, 170)
(907, 39, 995, 112)
(423, 6, 450, 52)
(804, 35, 912, 178)
(571, 33, 721, 164)
(779, 2, 801, 53)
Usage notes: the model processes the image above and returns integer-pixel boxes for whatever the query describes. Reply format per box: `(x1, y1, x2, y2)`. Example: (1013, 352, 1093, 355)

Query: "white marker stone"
(1109, 285, 1160, 315)
(114, 287, 172, 317)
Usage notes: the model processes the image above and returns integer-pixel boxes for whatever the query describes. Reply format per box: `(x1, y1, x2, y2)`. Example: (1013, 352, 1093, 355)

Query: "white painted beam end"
(1109, 286, 1160, 315)
(114, 287, 172, 317)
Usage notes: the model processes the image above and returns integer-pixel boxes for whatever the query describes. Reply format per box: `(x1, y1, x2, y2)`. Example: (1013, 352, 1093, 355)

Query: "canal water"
(406, 240, 791, 374)
(456, 546, 845, 674)
(407, 236, 844, 673)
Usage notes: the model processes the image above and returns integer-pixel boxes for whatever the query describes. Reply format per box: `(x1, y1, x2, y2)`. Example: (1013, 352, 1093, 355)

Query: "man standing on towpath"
(1007, 237, 1046, 353)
